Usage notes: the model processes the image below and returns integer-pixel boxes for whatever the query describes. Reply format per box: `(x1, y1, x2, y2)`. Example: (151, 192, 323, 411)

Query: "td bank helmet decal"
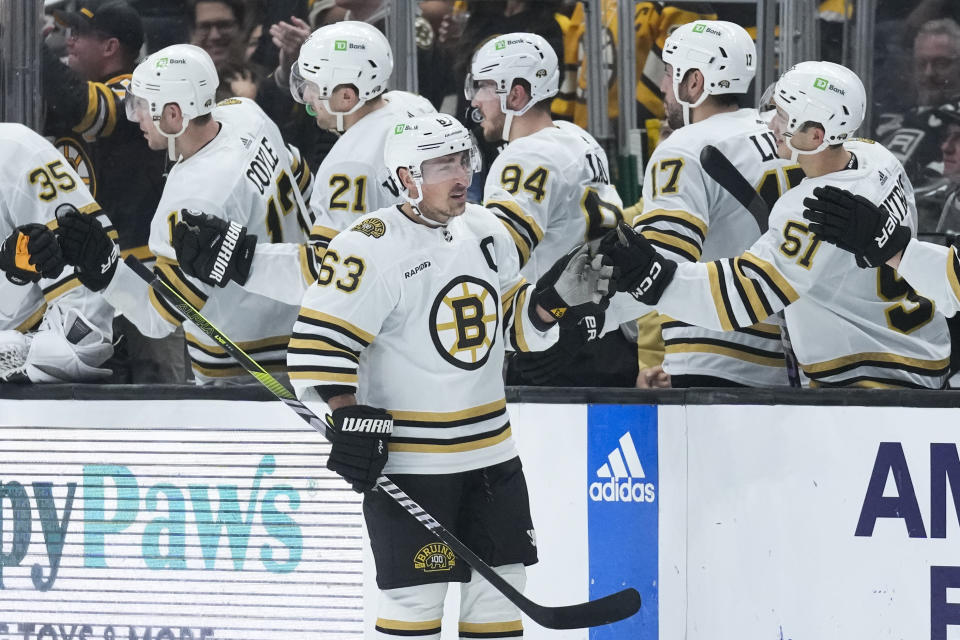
(429, 275, 499, 370)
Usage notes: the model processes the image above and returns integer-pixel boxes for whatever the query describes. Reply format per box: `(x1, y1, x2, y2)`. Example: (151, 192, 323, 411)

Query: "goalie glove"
(56, 204, 119, 291)
(172, 209, 257, 288)
(0, 223, 65, 285)
(533, 244, 614, 321)
(802, 185, 910, 268)
(599, 222, 677, 305)
(325, 405, 393, 493)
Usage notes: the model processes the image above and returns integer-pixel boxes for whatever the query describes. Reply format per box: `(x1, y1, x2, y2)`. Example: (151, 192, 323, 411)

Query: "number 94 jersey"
(484, 120, 624, 282)
(290, 204, 557, 475)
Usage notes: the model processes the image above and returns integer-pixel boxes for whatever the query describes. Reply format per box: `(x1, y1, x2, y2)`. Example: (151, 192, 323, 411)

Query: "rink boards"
(0, 396, 958, 639)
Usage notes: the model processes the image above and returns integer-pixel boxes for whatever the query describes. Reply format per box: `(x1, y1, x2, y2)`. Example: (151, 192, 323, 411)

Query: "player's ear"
(159, 102, 184, 134)
(506, 82, 530, 111)
(686, 69, 705, 100)
(398, 168, 419, 198)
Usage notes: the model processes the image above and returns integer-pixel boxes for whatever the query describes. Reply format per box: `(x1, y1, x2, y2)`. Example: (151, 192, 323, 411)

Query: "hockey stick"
(125, 255, 641, 630)
(700, 144, 771, 232)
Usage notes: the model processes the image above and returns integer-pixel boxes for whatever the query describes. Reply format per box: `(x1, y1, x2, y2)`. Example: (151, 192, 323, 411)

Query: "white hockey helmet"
(291, 21, 393, 132)
(772, 61, 866, 160)
(126, 44, 219, 160)
(662, 20, 756, 125)
(384, 114, 481, 216)
(465, 32, 559, 140)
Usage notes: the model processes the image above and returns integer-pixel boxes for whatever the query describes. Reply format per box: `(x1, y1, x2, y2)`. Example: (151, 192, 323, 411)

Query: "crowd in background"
(8, 0, 960, 387)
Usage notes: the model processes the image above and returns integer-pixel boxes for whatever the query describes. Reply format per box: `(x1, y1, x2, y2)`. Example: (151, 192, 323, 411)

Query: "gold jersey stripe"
(512, 286, 531, 352)
(665, 342, 786, 368)
(375, 618, 442, 632)
(497, 217, 532, 266)
(390, 398, 507, 422)
(193, 361, 286, 378)
(42, 276, 82, 302)
(501, 279, 525, 318)
(187, 332, 290, 355)
(389, 426, 512, 454)
(298, 244, 319, 286)
(801, 351, 950, 374)
(98, 83, 118, 137)
(148, 287, 183, 327)
(14, 303, 47, 333)
(642, 229, 702, 261)
(288, 370, 359, 383)
(73, 82, 100, 133)
(706, 262, 735, 331)
(809, 379, 909, 389)
(731, 257, 771, 322)
(634, 208, 708, 239)
(298, 308, 375, 344)
(155, 262, 206, 311)
(947, 248, 960, 304)
(458, 620, 523, 633)
(309, 224, 339, 243)
(488, 199, 545, 243)
(741, 251, 800, 305)
(121, 245, 154, 260)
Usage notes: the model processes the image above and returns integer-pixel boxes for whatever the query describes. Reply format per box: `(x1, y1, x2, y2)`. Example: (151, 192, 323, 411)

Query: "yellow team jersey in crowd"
(552, 1, 717, 126)
(290, 204, 558, 475)
(897, 240, 960, 318)
(307, 91, 435, 248)
(485, 120, 624, 282)
(0, 123, 115, 336)
(614, 108, 803, 386)
(619, 139, 950, 389)
(101, 99, 311, 383)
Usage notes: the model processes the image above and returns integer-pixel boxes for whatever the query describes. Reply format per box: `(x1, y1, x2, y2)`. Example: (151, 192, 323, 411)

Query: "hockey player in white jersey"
(289, 114, 611, 638)
(467, 32, 632, 386)
(615, 20, 805, 388)
(171, 21, 436, 306)
(803, 183, 960, 317)
(602, 61, 951, 389)
(0, 123, 115, 382)
(56, 44, 313, 384)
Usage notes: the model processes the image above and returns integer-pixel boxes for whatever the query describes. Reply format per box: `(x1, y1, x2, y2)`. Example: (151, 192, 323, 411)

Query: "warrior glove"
(0, 223, 64, 285)
(56, 204, 119, 291)
(172, 209, 257, 287)
(600, 222, 676, 305)
(803, 185, 910, 268)
(325, 405, 393, 493)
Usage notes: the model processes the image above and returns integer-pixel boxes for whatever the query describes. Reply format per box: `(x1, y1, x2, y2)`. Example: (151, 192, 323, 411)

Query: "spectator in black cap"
(43, 0, 186, 383)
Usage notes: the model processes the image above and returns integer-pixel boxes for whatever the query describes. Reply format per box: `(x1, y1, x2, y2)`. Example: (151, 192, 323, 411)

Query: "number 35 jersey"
(648, 140, 950, 389)
(484, 120, 624, 282)
(102, 99, 311, 383)
(290, 204, 557, 475)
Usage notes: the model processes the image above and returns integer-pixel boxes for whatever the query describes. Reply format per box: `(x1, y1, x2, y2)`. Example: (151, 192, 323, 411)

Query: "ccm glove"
(533, 244, 613, 321)
(802, 185, 910, 268)
(512, 302, 604, 384)
(0, 223, 65, 285)
(172, 209, 257, 287)
(600, 222, 676, 304)
(325, 405, 393, 493)
(56, 204, 119, 291)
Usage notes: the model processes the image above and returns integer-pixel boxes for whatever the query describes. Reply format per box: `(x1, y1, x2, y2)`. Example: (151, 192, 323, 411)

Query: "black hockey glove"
(512, 302, 604, 384)
(599, 222, 676, 305)
(56, 204, 119, 291)
(325, 405, 393, 493)
(0, 223, 65, 285)
(533, 244, 613, 321)
(172, 209, 257, 287)
(802, 185, 911, 268)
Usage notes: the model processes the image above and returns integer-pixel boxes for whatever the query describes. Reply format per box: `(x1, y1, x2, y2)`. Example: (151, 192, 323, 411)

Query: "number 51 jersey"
(290, 204, 557, 475)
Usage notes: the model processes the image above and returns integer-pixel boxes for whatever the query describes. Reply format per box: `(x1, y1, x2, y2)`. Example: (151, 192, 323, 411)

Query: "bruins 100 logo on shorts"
(413, 542, 457, 573)
(429, 276, 499, 370)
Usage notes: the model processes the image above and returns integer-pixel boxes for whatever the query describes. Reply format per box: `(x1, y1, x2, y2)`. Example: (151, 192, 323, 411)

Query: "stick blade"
(523, 587, 641, 630)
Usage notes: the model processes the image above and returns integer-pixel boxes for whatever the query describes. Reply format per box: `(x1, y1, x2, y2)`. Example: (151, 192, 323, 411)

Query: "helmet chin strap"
(320, 98, 368, 134)
(783, 133, 830, 162)
(673, 74, 710, 126)
(403, 177, 445, 228)
(157, 118, 190, 162)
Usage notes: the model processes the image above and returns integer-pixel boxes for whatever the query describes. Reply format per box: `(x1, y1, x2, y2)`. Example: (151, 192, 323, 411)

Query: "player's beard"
(481, 110, 506, 142)
(664, 100, 684, 131)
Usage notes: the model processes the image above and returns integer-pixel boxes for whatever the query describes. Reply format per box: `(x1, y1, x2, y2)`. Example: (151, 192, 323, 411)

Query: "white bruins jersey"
(101, 102, 311, 383)
(307, 91, 435, 247)
(484, 120, 624, 282)
(640, 139, 950, 389)
(626, 108, 804, 387)
(290, 204, 558, 475)
(897, 239, 960, 317)
(0, 123, 115, 336)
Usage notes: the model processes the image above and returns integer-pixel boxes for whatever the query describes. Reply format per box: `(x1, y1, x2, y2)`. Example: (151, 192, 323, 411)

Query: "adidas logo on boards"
(589, 432, 656, 503)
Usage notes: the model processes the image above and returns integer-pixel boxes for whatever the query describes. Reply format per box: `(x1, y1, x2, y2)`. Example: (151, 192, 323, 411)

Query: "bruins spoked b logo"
(430, 276, 499, 370)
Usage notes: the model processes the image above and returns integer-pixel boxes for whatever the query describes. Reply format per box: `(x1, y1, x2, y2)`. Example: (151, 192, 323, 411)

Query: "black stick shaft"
(124, 255, 641, 630)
